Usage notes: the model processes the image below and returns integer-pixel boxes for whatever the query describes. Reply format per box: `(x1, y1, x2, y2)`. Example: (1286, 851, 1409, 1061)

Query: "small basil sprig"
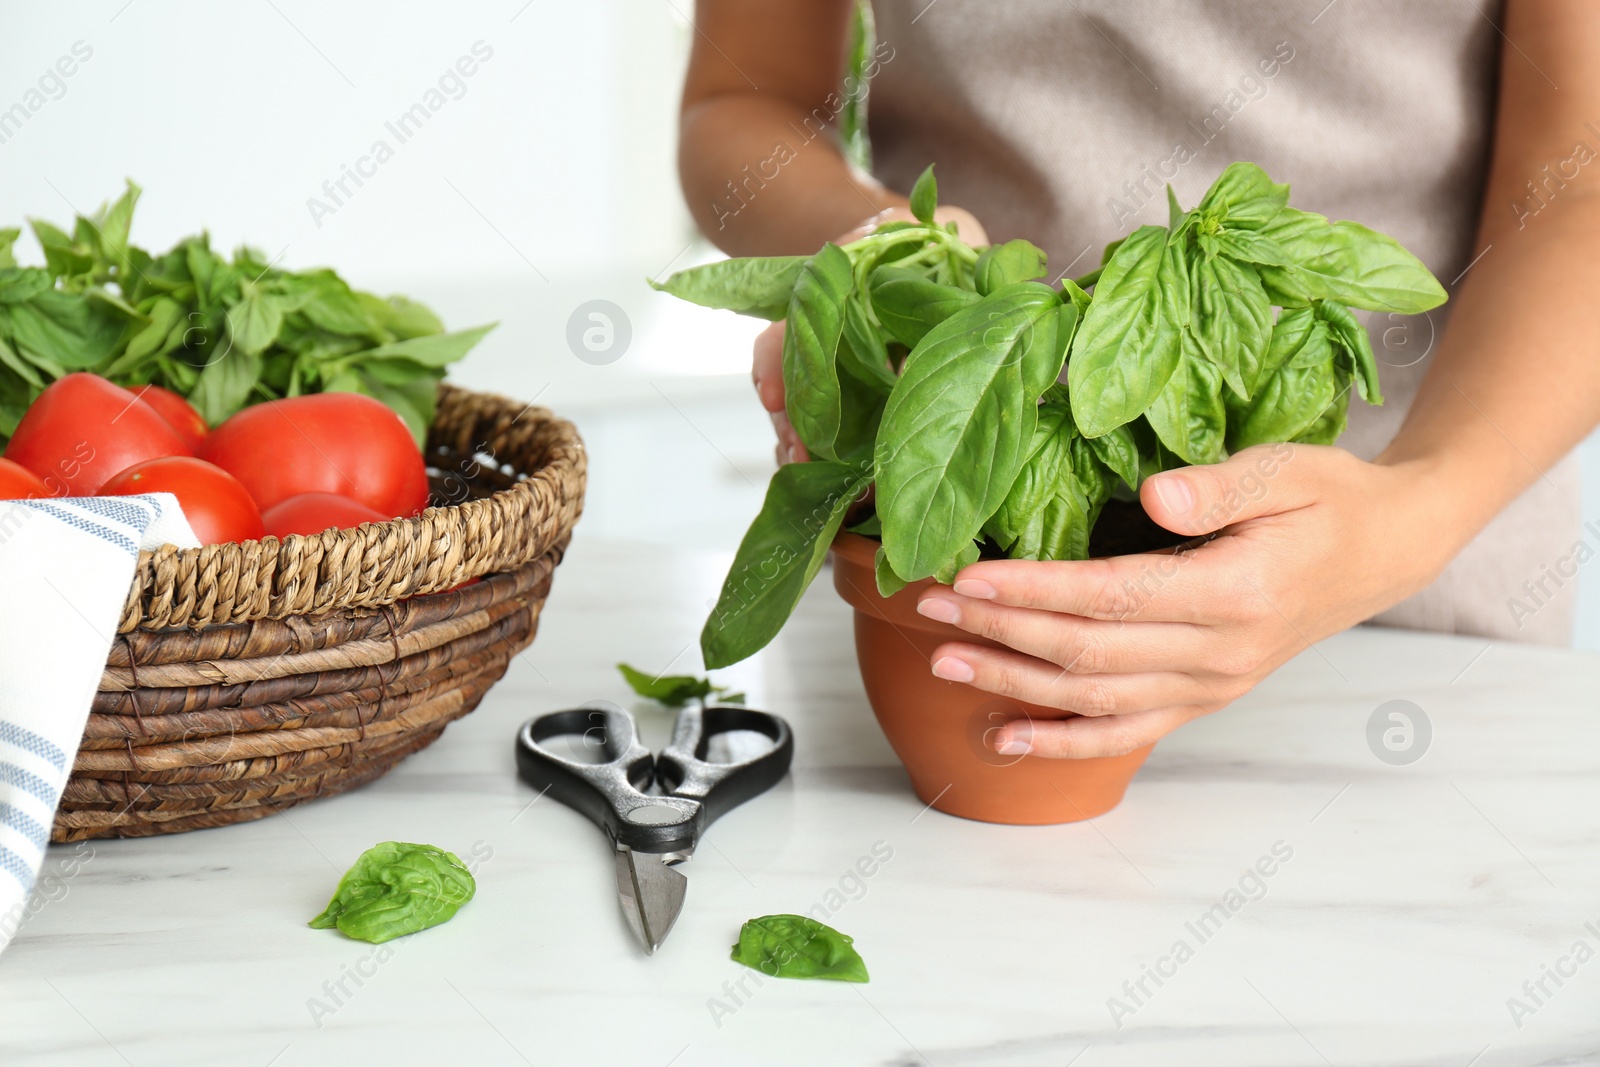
(730, 914, 869, 982)
(309, 842, 476, 945)
(653, 160, 1447, 668)
(616, 663, 745, 708)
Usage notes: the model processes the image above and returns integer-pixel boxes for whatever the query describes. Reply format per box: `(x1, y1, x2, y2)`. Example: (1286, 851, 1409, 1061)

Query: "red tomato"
(261, 492, 389, 538)
(201, 393, 428, 517)
(5, 373, 192, 496)
(101, 457, 264, 546)
(0, 458, 50, 500)
(131, 384, 209, 452)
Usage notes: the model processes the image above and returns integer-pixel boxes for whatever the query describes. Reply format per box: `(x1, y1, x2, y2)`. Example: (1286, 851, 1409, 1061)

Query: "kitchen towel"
(0, 493, 197, 956)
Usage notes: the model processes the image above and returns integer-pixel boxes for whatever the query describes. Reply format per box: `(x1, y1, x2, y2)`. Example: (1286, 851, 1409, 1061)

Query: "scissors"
(515, 699, 793, 953)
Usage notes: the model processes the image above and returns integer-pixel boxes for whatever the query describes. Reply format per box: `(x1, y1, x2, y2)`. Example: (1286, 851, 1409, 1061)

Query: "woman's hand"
(914, 444, 1467, 759)
(754, 205, 988, 465)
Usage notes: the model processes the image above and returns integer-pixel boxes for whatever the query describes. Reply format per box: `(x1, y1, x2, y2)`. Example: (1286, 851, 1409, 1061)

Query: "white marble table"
(2, 538, 1597, 1067)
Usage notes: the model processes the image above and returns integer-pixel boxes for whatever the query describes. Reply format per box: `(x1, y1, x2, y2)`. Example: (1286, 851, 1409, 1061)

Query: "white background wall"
(1, 1, 1594, 646)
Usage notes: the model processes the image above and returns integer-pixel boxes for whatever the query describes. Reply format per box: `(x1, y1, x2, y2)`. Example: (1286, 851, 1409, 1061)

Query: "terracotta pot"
(830, 532, 1152, 825)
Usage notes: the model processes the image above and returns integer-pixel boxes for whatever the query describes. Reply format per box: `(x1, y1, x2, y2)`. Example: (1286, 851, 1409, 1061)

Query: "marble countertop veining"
(2, 538, 1598, 1067)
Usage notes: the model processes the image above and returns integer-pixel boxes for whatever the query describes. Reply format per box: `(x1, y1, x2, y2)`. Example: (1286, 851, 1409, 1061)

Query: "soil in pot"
(830, 531, 1155, 825)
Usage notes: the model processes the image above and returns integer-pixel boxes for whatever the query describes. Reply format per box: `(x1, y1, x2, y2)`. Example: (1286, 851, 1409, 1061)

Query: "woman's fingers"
(915, 591, 1220, 676)
(751, 319, 785, 412)
(992, 705, 1211, 760)
(927, 640, 1236, 717)
(950, 541, 1263, 625)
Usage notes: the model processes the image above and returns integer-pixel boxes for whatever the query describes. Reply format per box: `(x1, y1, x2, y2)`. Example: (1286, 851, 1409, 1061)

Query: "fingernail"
(931, 656, 974, 682)
(1153, 475, 1194, 516)
(952, 578, 996, 600)
(996, 723, 1032, 756)
(916, 597, 959, 624)
(788, 444, 807, 463)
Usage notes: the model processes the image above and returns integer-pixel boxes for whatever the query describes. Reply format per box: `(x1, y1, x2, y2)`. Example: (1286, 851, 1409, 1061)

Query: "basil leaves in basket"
(309, 841, 476, 944)
(0, 181, 493, 447)
(731, 914, 870, 983)
(654, 162, 1447, 668)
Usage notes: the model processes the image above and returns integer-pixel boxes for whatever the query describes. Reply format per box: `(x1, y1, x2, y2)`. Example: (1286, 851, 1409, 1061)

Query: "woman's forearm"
(678, 94, 899, 256)
(677, 0, 899, 257)
(1376, 0, 1600, 559)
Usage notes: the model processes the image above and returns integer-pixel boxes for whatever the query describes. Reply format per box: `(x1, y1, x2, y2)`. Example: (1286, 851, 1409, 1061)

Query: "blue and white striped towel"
(0, 493, 197, 954)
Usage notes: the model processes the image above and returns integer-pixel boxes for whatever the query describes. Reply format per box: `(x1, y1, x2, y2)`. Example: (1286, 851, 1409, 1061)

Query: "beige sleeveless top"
(867, 0, 1580, 644)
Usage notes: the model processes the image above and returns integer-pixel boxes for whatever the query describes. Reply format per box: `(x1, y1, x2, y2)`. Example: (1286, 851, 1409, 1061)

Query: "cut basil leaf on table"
(730, 914, 869, 982)
(309, 842, 476, 945)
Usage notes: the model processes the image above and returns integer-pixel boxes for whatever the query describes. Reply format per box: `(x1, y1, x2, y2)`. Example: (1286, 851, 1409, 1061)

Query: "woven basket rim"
(116, 382, 586, 632)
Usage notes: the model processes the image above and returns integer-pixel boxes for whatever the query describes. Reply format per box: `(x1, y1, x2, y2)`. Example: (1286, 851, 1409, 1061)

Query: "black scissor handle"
(515, 701, 702, 853)
(655, 705, 794, 829)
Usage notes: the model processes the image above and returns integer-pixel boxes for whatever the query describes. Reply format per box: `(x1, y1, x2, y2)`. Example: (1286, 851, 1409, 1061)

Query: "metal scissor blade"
(614, 847, 688, 954)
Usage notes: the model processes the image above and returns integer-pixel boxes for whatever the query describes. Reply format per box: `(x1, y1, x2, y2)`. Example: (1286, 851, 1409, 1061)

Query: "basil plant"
(654, 163, 1447, 668)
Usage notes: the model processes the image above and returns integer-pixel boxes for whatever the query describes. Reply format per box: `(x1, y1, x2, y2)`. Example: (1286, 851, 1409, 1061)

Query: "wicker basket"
(51, 384, 585, 842)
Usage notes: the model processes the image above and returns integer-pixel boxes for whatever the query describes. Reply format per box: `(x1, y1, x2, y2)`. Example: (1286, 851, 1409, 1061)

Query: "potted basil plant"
(654, 162, 1446, 824)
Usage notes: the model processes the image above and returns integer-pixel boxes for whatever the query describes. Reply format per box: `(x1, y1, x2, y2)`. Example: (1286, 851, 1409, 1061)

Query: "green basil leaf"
(908, 165, 938, 225)
(99, 296, 184, 379)
(1087, 423, 1142, 492)
(1059, 277, 1092, 315)
(782, 244, 858, 459)
(1244, 210, 1447, 314)
(1192, 254, 1270, 399)
(1068, 226, 1183, 438)
(974, 239, 1047, 296)
(731, 914, 869, 982)
(225, 289, 287, 357)
(350, 323, 496, 368)
(0, 334, 45, 390)
(302, 281, 380, 337)
(1166, 185, 1188, 234)
(984, 403, 1070, 552)
(868, 264, 980, 349)
(1069, 433, 1114, 508)
(702, 459, 871, 668)
(358, 292, 445, 339)
(839, 294, 896, 391)
(1312, 300, 1382, 403)
(874, 543, 909, 597)
(1195, 162, 1289, 231)
(1146, 331, 1227, 466)
(1028, 469, 1095, 561)
(93, 180, 141, 269)
(847, 511, 881, 537)
(616, 663, 715, 707)
(1293, 368, 1352, 445)
(1228, 307, 1336, 451)
(0, 268, 53, 304)
(650, 256, 808, 321)
(309, 842, 476, 945)
(8, 289, 125, 369)
(190, 349, 264, 425)
(932, 540, 980, 584)
(29, 220, 94, 281)
(0, 228, 19, 270)
(876, 283, 1061, 579)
